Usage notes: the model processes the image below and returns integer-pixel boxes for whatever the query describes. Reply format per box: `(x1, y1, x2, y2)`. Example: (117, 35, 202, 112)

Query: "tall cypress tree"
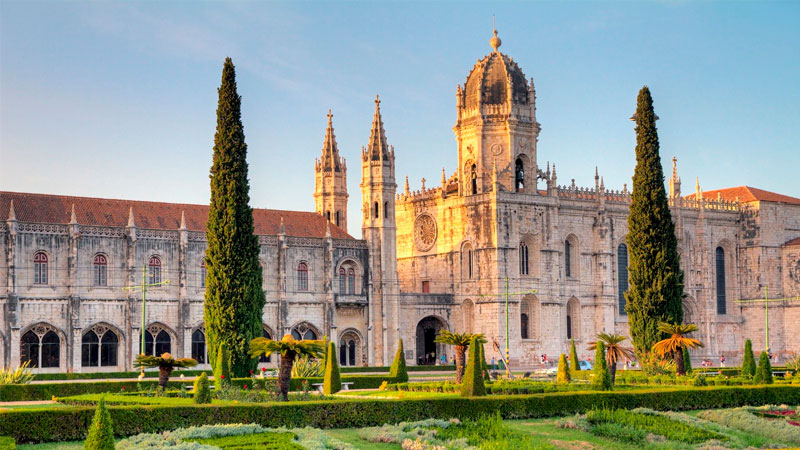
(626, 86, 684, 360)
(204, 58, 265, 377)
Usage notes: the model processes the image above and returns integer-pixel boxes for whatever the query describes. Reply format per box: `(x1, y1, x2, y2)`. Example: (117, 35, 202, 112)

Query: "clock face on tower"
(414, 213, 438, 252)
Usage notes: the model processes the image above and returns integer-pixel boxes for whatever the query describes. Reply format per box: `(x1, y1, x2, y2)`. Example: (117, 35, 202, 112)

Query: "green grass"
(189, 431, 303, 449)
(325, 428, 402, 450)
(18, 441, 84, 450)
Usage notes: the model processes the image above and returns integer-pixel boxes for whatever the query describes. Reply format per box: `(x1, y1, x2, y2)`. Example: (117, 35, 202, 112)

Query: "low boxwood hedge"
(3, 385, 798, 443)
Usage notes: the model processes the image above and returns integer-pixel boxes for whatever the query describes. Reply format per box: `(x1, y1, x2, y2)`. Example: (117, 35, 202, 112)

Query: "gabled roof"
(684, 186, 800, 206)
(0, 191, 354, 239)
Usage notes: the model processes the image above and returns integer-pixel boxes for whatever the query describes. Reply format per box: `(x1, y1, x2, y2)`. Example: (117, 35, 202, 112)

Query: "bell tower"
(314, 110, 348, 232)
(453, 30, 541, 195)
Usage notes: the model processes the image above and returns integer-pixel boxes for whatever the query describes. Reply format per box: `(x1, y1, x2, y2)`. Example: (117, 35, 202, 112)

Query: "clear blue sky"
(2, 1, 798, 237)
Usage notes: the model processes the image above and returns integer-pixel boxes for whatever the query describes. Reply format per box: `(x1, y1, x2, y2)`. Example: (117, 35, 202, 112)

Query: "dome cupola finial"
(490, 28, 501, 53)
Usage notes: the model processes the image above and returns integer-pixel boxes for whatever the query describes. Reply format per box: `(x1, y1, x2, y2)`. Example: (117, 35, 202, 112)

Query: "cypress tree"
(389, 339, 409, 382)
(84, 397, 114, 450)
(204, 57, 266, 377)
(753, 351, 773, 384)
(193, 372, 212, 404)
(478, 342, 490, 381)
(214, 343, 231, 390)
(626, 86, 684, 360)
(592, 341, 612, 391)
(682, 347, 692, 375)
(742, 339, 756, 377)
(570, 338, 580, 372)
(323, 342, 342, 395)
(557, 353, 571, 384)
(460, 336, 486, 397)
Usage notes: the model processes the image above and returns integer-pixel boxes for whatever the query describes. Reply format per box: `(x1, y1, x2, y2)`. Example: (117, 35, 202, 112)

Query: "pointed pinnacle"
(325, 220, 331, 238)
(280, 217, 285, 234)
(127, 207, 135, 227)
(180, 210, 187, 230)
(8, 199, 16, 221)
(70, 203, 77, 225)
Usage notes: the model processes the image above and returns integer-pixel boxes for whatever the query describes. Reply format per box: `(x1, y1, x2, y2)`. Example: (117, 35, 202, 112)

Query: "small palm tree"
(249, 334, 326, 401)
(587, 333, 634, 383)
(434, 331, 486, 383)
(134, 353, 197, 390)
(652, 322, 703, 376)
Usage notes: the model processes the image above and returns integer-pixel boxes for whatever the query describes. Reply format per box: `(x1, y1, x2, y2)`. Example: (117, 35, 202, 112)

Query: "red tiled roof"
(0, 192, 354, 240)
(684, 186, 800, 205)
(785, 237, 800, 247)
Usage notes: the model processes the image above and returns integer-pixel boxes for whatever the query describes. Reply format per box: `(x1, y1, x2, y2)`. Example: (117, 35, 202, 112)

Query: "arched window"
(81, 331, 99, 367)
(33, 252, 48, 285)
(519, 242, 529, 275)
(21, 326, 60, 368)
(462, 243, 474, 280)
(348, 339, 356, 366)
(93, 254, 107, 286)
(515, 158, 524, 192)
(373, 202, 379, 219)
(144, 329, 172, 356)
(148, 256, 161, 285)
(100, 331, 118, 367)
(200, 261, 206, 289)
(564, 240, 572, 278)
(470, 164, 478, 195)
(291, 324, 318, 341)
(716, 247, 726, 315)
(297, 262, 308, 291)
(520, 297, 531, 339)
(521, 313, 529, 339)
(384, 201, 389, 219)
(339, 331, 361, 367)
(617, 244, 628, 316)
(260, 329, 272, 363)
(335, 211, 340, 227)
(566, 314, 572, 339)
(566, 298, 580, 341)
(191, 329, 206, 364)
(347, 268, 355, 294)
(83, 328, 118, 367)
(338, 267, 347, 294)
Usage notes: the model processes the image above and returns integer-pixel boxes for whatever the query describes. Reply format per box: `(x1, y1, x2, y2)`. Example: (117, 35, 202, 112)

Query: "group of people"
(700, 355, 727, 368)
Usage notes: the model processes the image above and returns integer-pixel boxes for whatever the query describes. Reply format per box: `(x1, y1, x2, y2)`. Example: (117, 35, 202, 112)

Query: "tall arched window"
(384, 201, 389, 218)
(566, 298, 580, 341)
(519, 242, 529, 275)
(21, 326, 60, 368)
(521, 313, 529, 339)
(200, 260, 207, 288)
(347, 268, 355, 294)
(564, 237, 578, 278)
(515, 158, 524, 192)
(81, 331, 99, 367)
(617, 244, 628, 316)
(297, 262, 308, 291)
(462, 243, 474, 280)
(33, 252, 48, 285)
(326, 211, 331, 221)
(148, 256, 161, 285)
(93, 254, 107, 286)
(373, 202, 379, 219)
(100, 331, 118, 367)
(470, 164, 478, 195)
(716, 247, 727, 315)
(291, 324, 317, 341)
(260, 329, 272, 363)
(565, 240, 572, 278)
(338, 267, 347, 294)
(21, 331, 40, 367)
(334, 211, 340, 227)
(82, 328, 118, 367)
(566, 314, 573, 339)
(144, 329, 172, 356)
(338, 331, 361, 367)
(191, 329, 206, 364)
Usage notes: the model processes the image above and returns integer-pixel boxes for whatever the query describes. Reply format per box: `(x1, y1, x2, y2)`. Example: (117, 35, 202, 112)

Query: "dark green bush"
(460, 336, 485, 397)
(592, 341, 612, 391)
(742, 339, 756, 378)
(754, 351, 773, 385)
(389, 339, 409, 383)
(323, 342, 341, 395)
(4, 385, 800, 444)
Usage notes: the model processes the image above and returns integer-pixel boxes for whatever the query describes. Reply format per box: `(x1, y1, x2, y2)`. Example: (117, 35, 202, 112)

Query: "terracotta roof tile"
(785, 237, 800, 247)
(0, 192, 354, 240)
(684, 186, 800, 205)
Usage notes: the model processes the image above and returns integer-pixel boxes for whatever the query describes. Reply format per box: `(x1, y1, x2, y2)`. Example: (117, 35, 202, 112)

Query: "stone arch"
(189, 323, 207, 364)
(20, 322, 66, 369)
(415, 315, 448, 365)
(335, 258, 362, 295)
(566, 297, 580, 341)
(616, 239, 629, 316)
(81, 322, 123, 369)
(520, 294, 539, 340)
(463, 160, 478, 195)
(461, 299, 474, 333)
(714, 239, 736, 316)
(682, 295, 699, 326)
(515, 154, 531, 193)
(258, 324, 277, 364)
(338, 328, 364, 367)
(32, 249, 50, 285)
(290, 322, 321, 341)
(143, 322, 176, 356)
(460, 240, 475, 280)
(564, 234, 579, 279)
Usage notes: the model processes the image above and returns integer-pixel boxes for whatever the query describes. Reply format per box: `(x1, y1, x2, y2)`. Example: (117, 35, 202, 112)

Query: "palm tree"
(652, 322, 703, 376)
(587, 333, 634, 383)
(434, 330, 486, 383)
(249, 334, 326, 400)
(134, 353, 198, 390)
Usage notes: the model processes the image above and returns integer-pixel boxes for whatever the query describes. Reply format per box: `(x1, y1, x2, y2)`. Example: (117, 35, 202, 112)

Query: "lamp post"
(123, 264, 170, 362)
(735, 286, 799, 353)
(480, 278, 537, 378)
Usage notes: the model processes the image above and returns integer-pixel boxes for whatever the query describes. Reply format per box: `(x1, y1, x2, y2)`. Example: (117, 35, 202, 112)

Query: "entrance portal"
(416, 316, 446, 365)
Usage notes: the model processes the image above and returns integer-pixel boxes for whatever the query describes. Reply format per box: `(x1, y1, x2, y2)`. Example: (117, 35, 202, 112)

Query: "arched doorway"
(416, 316, 446, 365)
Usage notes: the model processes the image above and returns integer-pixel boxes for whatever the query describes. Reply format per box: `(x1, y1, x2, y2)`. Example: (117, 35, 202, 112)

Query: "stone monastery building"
(2, 31, 799, 372)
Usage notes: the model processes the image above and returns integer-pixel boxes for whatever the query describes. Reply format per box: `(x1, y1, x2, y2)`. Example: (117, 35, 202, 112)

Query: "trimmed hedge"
(3, 385, 799, 443)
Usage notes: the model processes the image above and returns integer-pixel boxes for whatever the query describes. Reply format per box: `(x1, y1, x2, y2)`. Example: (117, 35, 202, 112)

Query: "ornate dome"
(461, 30, 531, 110)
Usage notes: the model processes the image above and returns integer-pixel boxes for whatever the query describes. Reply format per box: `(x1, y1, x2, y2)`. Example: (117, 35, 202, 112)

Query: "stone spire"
(7, 200, 16, 222)
(70, 204, 78, 225)
(669, 156, 682, 198)
(320, 109, 342, 172)
(180, 210, 187, 230)
(695, 177, 703, 200)
(279, 217, 285, 235)
(127, 207, 135, 228)
(404, 175, 410, 196)
(441, 168, 447, 188)
(366, 95, 391, 161)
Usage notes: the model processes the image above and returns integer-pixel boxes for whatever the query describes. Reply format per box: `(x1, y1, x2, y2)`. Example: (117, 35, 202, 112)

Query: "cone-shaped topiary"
(753, 351, 773, 384)
(478, 342, 490, 381)
(84, 396, 114, 450)
(683, 347, 692, 375)
(557, 353, 571, 384)
(193, 372, 212, 404)
(570, 339, 580, 372)
(460, 336, 486, 397)
(626, 86, 684, 361)
(323, 341, 342, 395)
(389, 339, 409, 383)
(742, 339, 756, 378)
(214, 343, 231, 390)
(204, 57, 266, 378)
(592, 341, 612, 391)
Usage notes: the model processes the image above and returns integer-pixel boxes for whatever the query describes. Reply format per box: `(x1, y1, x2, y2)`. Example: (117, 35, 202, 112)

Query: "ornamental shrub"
(570, 339, 580, 372)
(193, 372, 212, 404)
(460, 336, 486, 397)
(592, 341, 612, 391)
(84, 396, 114, 450)
(0, 436, 14, 450)
(557, 354, 571, 384)
(478, 342, 490, 382)
(682, 347, 692, 375)
(754, 351, 773, 384)
(215, 343, 231, 390)
(389, 339, 408, 383)
(742, 339, 756, 378)
(323, 342, 341, 395)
